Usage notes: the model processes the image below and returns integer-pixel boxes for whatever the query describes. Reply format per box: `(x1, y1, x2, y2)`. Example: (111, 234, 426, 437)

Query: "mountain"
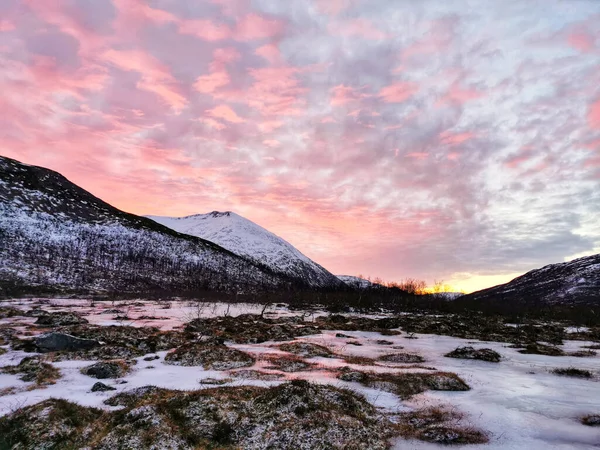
(0, 155, 302, 296)
(146, 212, 344, 289)
(337, 275, 377, 289)
(461, 254, 600, 306)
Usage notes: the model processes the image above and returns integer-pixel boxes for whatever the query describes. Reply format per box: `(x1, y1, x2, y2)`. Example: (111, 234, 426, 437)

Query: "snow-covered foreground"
(1, 299, 599, 449)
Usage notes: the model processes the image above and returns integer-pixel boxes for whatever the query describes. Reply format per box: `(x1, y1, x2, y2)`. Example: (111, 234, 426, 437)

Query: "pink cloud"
(258, 120, 284, 132)
(255, 44, 281, 64)
(0, 20, 15, 32)
(405, 152, 428, 159)
(101, 49, 186, 111)
(330, 84, 369, 106)
(589, 98, 600, 129)
(234, 13, 285, 40)
(194, 71, 230, 93)
(378, 82, 418, 103)
(439, 83, 484, 105)
(314, 0, 355, 16)
(178, 19, 232, 41)
(440, 131, 476, 145)
(329, 18, 387, 40)
(263, 139, 280, 147)
(568, 31, 595, 52)
(206, 104, 245, 123)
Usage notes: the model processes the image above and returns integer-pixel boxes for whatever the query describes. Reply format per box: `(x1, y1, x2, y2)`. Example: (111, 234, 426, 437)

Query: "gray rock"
(82, 361, 127, 379)
(35, 332, 100, 353)
(91, 382, 116, 392)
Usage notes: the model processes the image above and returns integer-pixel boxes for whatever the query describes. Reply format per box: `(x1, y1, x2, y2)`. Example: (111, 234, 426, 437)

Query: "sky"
(1, 0, 599, 293)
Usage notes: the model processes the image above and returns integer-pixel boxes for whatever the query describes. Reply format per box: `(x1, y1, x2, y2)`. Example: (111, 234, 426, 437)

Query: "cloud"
(206, 104, 245, 123)
(1, 0, 599, 292)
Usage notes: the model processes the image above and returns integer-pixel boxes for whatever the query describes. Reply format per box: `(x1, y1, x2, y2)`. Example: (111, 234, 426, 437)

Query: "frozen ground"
(1, 298, 599, 449)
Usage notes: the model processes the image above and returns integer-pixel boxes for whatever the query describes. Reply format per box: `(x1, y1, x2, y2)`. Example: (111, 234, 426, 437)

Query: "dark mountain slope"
(0, 155, 300, 296)
(460, 254, 600, 306)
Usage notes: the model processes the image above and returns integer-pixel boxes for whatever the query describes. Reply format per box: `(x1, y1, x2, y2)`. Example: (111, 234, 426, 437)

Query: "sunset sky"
(1, 0, 599, 292)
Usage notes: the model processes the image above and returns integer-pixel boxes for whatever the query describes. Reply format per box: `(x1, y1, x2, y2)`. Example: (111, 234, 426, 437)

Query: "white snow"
(1, 299, 599, 449)
(147, 212, 341, 287)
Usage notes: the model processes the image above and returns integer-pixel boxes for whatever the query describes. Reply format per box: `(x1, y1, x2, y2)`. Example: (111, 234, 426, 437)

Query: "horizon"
(1, 0, 599, 294)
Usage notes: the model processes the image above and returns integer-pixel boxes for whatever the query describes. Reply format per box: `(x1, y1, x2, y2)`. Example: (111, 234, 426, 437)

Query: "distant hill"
(0, 155, 304, 296)
(336, 275, 378, 289)
(460, 254, 600, 306)
(147, 212, 344, 289)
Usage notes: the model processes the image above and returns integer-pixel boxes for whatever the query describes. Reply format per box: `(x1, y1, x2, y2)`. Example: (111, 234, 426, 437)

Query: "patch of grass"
(378, 352, 425, 364)
(551, 367, 593, 378)
(262, 354, 317, 372)
(164, 342, 255, 370)
(569, 350, 597, 357)
(518, 343, 564, 356)
(581, 414, 600, 426)
(394, 406, 489, 445)
(2, 357, 61, 387)
(341, 355, 377, 366)
(337, 368, 470, 399)
(278, 341, 333, 358)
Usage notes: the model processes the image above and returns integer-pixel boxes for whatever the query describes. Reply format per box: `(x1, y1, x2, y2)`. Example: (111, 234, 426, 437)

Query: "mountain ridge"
(146, 212, 344, 289)
(0, 155, 307, 295)
(460, 253, 600, 306)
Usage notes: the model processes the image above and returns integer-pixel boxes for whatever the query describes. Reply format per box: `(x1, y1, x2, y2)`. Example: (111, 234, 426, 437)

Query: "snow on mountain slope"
(337, 275, 377, 289)
(461, 254, 600, 305)
(0, 155, 296, 295)
(147, 212, 344, 289)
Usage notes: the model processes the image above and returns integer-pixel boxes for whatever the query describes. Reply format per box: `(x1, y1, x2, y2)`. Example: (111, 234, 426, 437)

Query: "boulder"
(91, 382, 117, 392)
(82, 361, 128, 379)
(444, 346, 501, 362)
(35, 332, 100, 353)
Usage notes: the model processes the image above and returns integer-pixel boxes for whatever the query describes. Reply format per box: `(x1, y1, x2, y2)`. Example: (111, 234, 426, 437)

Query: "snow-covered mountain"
(462, 254, 600, 305)
(337, 275, 377, 289)
(0, 156, 301, 295)
(146, 212, 344, 289)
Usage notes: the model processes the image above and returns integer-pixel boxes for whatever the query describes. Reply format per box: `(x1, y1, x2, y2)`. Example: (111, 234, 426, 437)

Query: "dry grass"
(338, 369, 470, 399)
(278, 342, 333, 358)
(551, 367, 593, 378)
(262, 354, 318, 372)
(394, 406, 489, 445)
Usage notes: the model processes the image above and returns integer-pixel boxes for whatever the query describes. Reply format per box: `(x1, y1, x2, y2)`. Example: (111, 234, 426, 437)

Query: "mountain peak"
(147, 212, 343, 289)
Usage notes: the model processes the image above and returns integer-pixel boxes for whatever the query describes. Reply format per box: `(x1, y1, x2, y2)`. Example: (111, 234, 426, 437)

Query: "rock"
(91, 382, 116, 392)
(582, 415, 600, 426)
(444, 346, 501, 362)
(143, 355, 160, 361)
(376, 340, 394, 345)
(338, 370, 367, 382)
(81, 361, 128, 379)
(35, 332, 101, 353)
(336, 333, 351, 338)
(35, 312, 88, 326)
